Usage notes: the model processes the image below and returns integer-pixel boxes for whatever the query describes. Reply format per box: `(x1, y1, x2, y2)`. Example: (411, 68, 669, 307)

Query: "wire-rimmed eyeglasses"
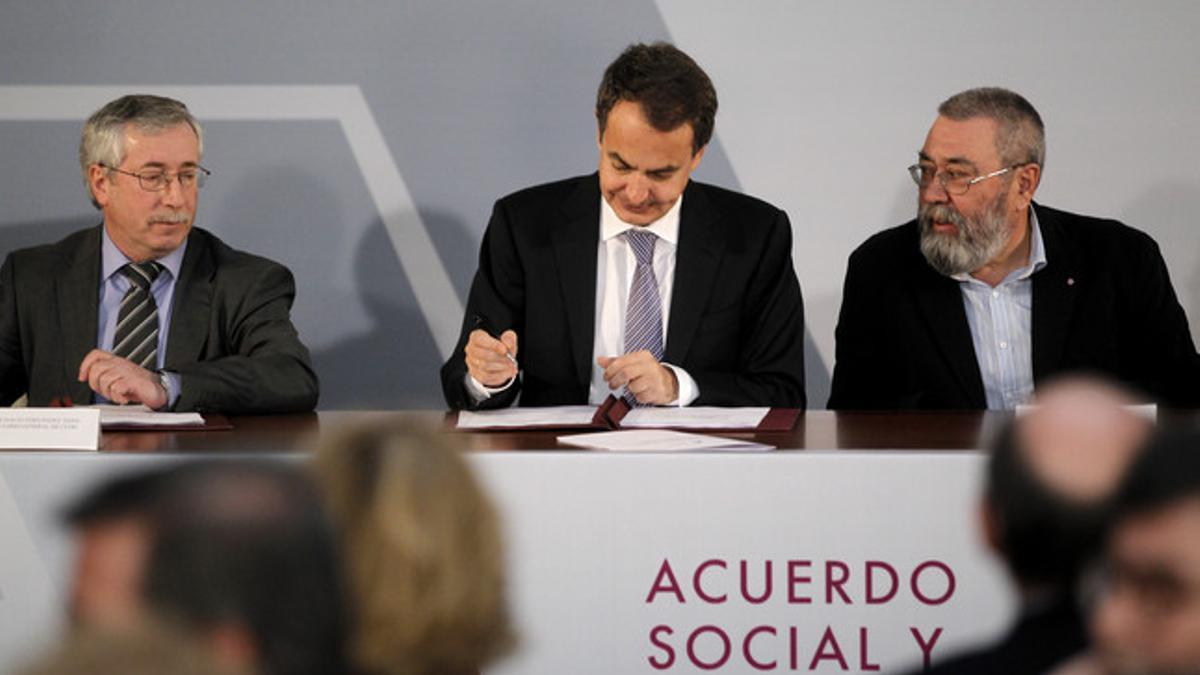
(101, 164, 211, 192)
(907, 163, 1023, 196)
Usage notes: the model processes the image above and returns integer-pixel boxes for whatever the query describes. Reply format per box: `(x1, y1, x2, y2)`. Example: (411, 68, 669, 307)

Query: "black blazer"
(0, 225, 318, 412)
(441, 174, 806, 410)
(828, 204, 1200, 409)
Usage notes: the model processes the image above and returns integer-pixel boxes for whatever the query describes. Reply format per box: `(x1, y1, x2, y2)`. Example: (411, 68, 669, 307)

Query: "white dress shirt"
(589, 195, 698, 405)
(466, 195, 699, 406)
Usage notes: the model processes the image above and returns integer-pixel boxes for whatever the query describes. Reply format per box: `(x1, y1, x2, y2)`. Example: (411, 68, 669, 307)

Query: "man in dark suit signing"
(0, 94, 317, 412)
(829, 87, 1200, 410)
(442, 42, 806, 410)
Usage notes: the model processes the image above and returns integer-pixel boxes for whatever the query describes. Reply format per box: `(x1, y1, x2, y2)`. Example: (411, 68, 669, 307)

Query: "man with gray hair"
(0, 94, 317, 411)
(829, 87, 1199, 410)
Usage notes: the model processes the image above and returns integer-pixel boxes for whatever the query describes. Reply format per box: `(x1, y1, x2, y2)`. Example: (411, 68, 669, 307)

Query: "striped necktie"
(622, 229, 663, 405)
(112, 261, 163, 369)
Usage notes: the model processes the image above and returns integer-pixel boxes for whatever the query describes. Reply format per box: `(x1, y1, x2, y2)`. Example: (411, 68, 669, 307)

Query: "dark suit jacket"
(0, 225, 318, 412)
(828, 204, 1200, 409)
(894, 595, 1086, 675)
(441, 174, 806, 410)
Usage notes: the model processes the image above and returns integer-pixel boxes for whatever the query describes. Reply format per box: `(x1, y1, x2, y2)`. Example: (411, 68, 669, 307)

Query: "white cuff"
(160, 370, 182, 410)
(465, 372, 517, 404)
(662, 363, 699, 407)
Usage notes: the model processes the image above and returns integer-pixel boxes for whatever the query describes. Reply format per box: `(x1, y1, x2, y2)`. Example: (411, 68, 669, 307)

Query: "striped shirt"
(951, 208, 1047, 410)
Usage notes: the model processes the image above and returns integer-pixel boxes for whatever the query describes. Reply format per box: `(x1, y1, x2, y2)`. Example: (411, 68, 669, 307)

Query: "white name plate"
(0, 408, 101, 451)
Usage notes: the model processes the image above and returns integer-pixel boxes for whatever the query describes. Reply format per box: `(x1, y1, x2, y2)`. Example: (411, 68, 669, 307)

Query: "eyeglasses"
(101, 164, 211, 192)
(907, 162, 1022, 196)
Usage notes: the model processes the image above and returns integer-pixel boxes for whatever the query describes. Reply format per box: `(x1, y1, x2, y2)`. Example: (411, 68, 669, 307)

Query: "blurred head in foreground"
(64, 461, 348, 675)
(18, 622, 245, 675)
(313, 422, 515, 675)
(1091, 424, 1200, 674)
(984, 376, 1151, 596)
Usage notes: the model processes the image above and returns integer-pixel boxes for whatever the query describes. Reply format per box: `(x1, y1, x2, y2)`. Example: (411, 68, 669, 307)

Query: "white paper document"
(558, 429, 774, 453)
(620, 406, 769, 429)
(93, 405, 205, 427)
(457, 406, 598, 429)
(0, 408, 100, 450)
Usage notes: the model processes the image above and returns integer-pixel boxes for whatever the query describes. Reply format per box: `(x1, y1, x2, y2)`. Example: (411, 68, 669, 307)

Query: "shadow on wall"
(420, 206, 481, 303)
(310, 214, 451, 409)
(0, 215, 98, 261)
(1119, 182, 1200, 334)
(210, 164, 453, 409)
(818, 180, 916, 408)
(804, 326, 830, 410)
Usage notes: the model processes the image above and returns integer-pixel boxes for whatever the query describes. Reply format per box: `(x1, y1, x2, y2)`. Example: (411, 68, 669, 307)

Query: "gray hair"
(938, 87, 1045, 169)
(79, 94, 203, 208)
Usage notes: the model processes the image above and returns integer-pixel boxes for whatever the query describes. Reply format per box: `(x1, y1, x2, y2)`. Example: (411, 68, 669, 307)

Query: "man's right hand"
(465, 329, 519, 387)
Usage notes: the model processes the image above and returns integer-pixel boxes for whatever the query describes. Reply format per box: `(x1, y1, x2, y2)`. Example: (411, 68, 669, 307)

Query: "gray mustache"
(920, 204, 965, 228)
(149, 212, 191, 224)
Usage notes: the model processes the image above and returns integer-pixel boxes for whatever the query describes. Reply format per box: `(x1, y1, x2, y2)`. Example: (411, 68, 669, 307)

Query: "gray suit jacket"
(0, 225, 318, 412)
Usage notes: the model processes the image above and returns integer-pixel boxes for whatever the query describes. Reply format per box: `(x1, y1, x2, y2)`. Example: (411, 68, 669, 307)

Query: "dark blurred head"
(313, 422, 515, 675)
(1093, 425, 1200, 674)
(984, 377, 1150, 593)
(64, 461, 348, 675)
(65, 468, 165, 630)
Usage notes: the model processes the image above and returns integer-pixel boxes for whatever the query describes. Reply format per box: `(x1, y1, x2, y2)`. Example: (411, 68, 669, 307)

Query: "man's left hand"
(77, 349, 168, 409)
(597, 351, 679, 405)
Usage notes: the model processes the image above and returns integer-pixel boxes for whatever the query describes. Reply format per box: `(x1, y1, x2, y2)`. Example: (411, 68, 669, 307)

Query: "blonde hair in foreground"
(18, 623, 243, 675)
(313, 421, 515, 675)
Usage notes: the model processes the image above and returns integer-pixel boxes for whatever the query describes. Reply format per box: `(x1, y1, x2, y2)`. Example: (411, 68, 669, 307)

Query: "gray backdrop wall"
(2, 1, 1197, 409)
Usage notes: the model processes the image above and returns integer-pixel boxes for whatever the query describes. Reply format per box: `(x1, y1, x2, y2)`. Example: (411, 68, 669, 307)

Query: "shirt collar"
(600, 194, 682, 245)
(1022, 206, 1048, 279)
(100, 225, 188, 283)
(951, 206, 1048, 285)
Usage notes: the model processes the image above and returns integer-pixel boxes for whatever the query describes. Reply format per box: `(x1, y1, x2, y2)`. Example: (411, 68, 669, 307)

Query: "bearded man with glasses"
(828, 87, 1200, 410)
(0, 94, 317, 412)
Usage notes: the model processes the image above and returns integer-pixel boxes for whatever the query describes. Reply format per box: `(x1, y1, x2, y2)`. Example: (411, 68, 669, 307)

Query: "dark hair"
(986, 422, 1111, 588)
(595, 42, 717, 154)
(64, 466, 168, 526)
(66, 462, 349, 675)
(938, 86, 1045, 168)
(1113, 424, 1200, 519)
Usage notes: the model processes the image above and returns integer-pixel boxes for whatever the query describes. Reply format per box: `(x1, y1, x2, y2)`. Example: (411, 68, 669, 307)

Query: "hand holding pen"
(465, 314, 519, 387)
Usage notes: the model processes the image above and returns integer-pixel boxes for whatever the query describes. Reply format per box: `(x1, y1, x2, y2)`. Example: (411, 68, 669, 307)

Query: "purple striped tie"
(622, 229, 663, 405)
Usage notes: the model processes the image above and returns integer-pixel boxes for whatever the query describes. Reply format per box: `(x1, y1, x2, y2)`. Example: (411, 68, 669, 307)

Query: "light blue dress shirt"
(95, 228, 186, 406)
(951, 208, 1048, 410)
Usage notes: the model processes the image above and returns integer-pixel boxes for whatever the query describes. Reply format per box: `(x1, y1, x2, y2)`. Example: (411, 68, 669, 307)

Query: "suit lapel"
(664, 182, 722, 364)
(551, 178, 600, 388)
(911, 251, 987, 407)
(165, 229, 214, 366)
(57, 226, 102, 403)
(1030, 205, 1079, 379)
